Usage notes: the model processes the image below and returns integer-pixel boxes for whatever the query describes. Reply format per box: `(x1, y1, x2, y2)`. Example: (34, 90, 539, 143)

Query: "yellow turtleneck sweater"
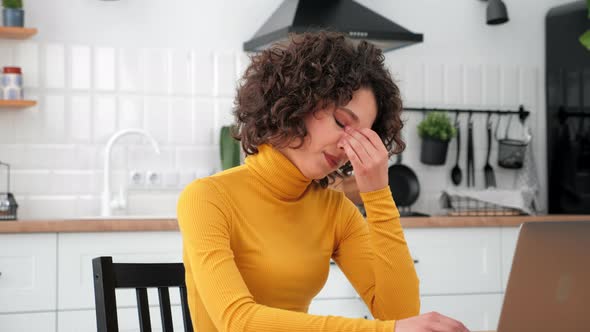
(177, 144, 420, 332)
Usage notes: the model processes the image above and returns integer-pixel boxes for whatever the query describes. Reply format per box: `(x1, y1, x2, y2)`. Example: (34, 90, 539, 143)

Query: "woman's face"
(280, 87, 378, 180)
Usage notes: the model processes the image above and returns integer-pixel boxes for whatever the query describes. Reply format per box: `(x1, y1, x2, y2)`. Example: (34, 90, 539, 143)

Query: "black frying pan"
(388, 153, 420, 209)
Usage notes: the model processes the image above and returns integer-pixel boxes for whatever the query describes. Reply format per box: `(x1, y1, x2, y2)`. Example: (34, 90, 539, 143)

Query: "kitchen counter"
(1, 215, 589, 233)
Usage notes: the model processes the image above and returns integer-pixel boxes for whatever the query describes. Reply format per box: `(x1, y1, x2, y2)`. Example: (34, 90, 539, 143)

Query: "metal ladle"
(451, 112, 462, 185)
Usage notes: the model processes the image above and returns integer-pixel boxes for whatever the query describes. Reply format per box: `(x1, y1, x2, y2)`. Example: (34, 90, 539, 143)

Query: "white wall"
(0, 0, 569, 219)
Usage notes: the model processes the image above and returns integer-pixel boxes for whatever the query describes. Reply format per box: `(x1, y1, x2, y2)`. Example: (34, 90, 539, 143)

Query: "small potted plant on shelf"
(2, 0, 24, 27)
(417, 111, 456, 165)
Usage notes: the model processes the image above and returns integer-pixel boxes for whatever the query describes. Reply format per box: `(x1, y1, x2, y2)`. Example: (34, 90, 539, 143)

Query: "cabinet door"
(57, 231, 183, 311)
(0, 233, 57, 312)
(309, 298, 370, 319)
(315, 262, 358, 299)
(0, 311, 56, 332)
(404, 228, 502, 295)
(500, 227, 520, 291)
(58, 306, 189, 332)
(420, 293, 503, 332)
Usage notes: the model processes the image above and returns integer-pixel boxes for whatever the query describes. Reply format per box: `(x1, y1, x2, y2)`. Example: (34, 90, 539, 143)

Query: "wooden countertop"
(1, 215, 589, 233)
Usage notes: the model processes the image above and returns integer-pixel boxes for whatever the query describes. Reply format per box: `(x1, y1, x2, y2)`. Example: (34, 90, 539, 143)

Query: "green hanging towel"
(220, 125, 241, 170)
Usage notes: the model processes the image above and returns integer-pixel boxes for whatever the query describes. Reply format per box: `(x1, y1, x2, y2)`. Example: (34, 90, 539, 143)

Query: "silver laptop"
(497, 221, 590, 332)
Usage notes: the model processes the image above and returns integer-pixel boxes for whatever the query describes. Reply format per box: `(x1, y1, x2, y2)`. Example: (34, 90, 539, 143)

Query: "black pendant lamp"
(486, 0, 509, 25)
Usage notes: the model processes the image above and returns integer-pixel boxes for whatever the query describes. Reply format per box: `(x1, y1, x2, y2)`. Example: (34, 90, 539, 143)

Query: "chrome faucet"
(101, 129, 160, 217)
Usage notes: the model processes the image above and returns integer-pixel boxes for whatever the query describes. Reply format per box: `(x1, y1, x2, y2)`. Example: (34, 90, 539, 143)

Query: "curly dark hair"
(233, 31, 405, 187)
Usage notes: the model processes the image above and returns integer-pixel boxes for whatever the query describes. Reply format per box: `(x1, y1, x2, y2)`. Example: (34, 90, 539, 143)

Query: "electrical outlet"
(128, 170, 144, 188)
(146, 171, 162, 187)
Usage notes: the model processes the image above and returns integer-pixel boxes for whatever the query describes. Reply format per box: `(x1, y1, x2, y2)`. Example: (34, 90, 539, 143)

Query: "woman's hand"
(394, 312, 471, 332)
(338, 126, 389, 193)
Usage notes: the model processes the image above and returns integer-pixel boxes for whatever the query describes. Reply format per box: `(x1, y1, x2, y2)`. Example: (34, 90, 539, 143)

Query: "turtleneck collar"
(245, 144, 313, 200)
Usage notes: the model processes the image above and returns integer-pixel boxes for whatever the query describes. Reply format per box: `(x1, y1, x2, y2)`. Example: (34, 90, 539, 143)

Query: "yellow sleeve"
(332, 186, 420, 320)
(177, 178, 396, 332)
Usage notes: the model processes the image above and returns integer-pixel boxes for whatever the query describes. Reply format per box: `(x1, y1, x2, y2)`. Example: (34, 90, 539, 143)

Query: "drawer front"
(420, 293, 503, 332)
(315, 262, 357, 299)
(500, 227, 520, 291)
(0, 311, 57, 332)
(57, 231, 183, 310)
(309, 298, 370, 319)
(58, 306, 189, 332)
(0, 233, 57, 312)
(404, 228, 502, 295)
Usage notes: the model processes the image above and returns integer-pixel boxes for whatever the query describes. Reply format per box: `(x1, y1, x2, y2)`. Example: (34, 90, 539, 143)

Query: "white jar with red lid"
(2, 66, 23, 100)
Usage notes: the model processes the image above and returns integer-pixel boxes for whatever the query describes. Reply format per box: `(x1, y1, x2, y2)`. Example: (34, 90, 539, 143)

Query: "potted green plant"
(580, 0, 590, 50)
(2, 0, 24, 27)
(417, 111, 456, 165)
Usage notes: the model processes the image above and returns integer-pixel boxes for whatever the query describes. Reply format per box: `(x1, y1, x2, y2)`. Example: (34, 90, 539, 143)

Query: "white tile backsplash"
(70, 45, 91, 90)
(70, 95, 92, 142)
(118, 96, 143, 130)
(425, 64, 444, 106)
(483, 65, 501, 107)
(143, 96, 169, 144)
(15, 42, 39, 88)
(445, 64, 463, 106)
(168, 98, 194, 144)
(142, 48, 169, 94)
(43, 95, 66, 143)
(118, 48, 142, 92)
(44, 43, 66, 89)
(0, 40, 544, 218)
(501, 66, 520, 107)
(94, 47, 116, 91)
(170, 49, 193, 95)
(214, 52, 237, 97)
(193, 51, 214, 96)
(93, 95, 117, 142)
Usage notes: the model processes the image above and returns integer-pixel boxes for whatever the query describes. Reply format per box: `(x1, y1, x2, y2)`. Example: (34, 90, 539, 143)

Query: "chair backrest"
(92, 256, 193, 332)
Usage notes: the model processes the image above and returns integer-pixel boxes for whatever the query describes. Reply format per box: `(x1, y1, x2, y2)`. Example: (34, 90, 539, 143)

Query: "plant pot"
(3, 8, 24, 27)
(420, 137, 449, 165)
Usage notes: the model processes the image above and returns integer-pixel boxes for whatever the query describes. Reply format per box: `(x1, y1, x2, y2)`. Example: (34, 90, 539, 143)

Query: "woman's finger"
(343, 131, 372, 166)
(358, 128, 388, 155)
(341, 138, 364, 169)
(344, 127, 377, 161)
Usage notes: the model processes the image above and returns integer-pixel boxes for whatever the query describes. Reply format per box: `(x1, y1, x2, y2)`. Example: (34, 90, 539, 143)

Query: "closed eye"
(334, 116, 345, 129)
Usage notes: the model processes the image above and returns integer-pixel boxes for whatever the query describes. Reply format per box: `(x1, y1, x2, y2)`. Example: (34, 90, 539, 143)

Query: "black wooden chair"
(92, 256, 193, 332)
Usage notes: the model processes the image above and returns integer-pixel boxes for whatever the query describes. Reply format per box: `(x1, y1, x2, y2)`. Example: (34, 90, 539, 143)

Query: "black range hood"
(243, 0, 423, 53)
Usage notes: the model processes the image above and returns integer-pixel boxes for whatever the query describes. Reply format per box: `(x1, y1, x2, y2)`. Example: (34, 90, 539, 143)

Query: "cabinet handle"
(329, 261, 336, 265)
(0, 271, 2, 277)
(413, 259, 419, 264)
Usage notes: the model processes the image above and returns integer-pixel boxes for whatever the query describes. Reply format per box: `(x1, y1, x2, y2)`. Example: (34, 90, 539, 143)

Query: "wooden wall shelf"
(0, 26, 38, 39)
(0, 100, 37, 108)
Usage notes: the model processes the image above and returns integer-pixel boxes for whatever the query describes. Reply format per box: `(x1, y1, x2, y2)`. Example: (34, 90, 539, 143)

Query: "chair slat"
(158, 287, 174, 332)
(179, 286, 193, 332)
(136, 287, 152, 332)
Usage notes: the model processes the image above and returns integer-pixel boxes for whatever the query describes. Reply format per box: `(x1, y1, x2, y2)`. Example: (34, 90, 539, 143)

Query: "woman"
(177, 31, 469, 332)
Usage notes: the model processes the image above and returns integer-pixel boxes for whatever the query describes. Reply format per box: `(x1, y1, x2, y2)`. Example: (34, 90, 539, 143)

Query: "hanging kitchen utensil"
(388, 153, 422, 216)
(466, 112, 475, 187)
(496, 111, 531, 169)
(0, 161, 18, 221)
(450, 111, 462, 185)
(484, 113, 497, 188)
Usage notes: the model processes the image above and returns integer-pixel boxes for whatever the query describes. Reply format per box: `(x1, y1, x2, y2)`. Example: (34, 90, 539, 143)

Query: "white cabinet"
(58, 306, 189, 332)
(0, 312, 57, 332)
(313, 227, 506, 326)
(500, 227, 520, 290)
(315, 262, 357, 299)
(309, 298, 370, 319)
(420, 293, 503, 332)
(57, 231, 183, 311)
(0, 233, 57, 313)
(404, 227, 502, 295)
